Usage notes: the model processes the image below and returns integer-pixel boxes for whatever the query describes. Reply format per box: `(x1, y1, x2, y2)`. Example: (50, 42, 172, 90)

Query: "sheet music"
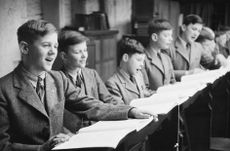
(53, 128, 133, 150)
(52, 117, 153, 150)
(181, 68, 229, 84)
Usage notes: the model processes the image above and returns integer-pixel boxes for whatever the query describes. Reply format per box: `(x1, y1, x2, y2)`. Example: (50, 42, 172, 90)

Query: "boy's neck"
(22, 63, 45, 77)
(119, 62, 130, 76)
(180, 33, 189, 44)
(149, 42, 161, 53)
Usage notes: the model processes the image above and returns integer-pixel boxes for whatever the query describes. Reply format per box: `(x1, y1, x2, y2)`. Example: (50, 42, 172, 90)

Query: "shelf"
(83, 30, 118, 39)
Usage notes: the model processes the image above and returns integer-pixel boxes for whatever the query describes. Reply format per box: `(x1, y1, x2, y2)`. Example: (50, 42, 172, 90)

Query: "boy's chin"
(44, 66, 52, 71)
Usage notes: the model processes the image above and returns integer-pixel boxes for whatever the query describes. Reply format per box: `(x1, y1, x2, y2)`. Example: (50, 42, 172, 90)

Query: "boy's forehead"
(130, 53, 145, 58)
(159, 29, 173, 34)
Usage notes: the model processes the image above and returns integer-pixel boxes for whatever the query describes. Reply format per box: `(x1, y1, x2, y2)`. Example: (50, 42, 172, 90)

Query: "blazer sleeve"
(165, 48, 188, 81)
(93, 70, 123, 105)
(0, 91, 41, 151)
(105, 79, 126, 105)
(61, 72, 130, 121)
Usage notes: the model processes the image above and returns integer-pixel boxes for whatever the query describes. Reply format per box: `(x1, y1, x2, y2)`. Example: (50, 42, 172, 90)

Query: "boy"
(106, 37, 154, 105)
(142, 19, 176, 90)
(58, 28, 123, 132)
(167, 14, 217, 81)
(196, 26, 228, 68)
(0, 20, 153, 151)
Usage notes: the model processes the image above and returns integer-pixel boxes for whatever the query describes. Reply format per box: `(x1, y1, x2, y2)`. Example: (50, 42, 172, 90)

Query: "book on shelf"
(52, 117, 153, 150)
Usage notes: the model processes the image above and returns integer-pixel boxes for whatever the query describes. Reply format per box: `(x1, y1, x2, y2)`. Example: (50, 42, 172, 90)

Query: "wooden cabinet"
(84, 30, 118, 81)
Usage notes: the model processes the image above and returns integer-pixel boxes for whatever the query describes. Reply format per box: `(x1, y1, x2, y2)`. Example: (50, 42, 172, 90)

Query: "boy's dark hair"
(148, 19, 173, 36)
(215, 30, 226, 38)
(58, 27, 89, 53)
(17, 19, 57, 44)
(118, 37, 145, 63)
(219, 25, 230, 32)
(196, 27, 215, 42)
(183, 14, 203, 26)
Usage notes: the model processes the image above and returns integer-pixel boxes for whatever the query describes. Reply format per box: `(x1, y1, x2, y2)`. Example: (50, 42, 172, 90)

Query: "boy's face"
(126, 53, 145, 76)
(183, 23, 203, 43)
(64, 41, 88, 69)
(156, 29, 173, 50)
(201, 39, 216, 53)
(216, 34, 227, 47)
(26, 32, 58, 73)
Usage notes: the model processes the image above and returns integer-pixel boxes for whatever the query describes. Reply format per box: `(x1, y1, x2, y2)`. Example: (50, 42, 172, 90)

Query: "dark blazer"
(0, 64, 131, 151)
(142, 48, 176, 90)
(167, 37, 215, 81)
(63, 68, 122, 132)
(105, 68, 147, 105)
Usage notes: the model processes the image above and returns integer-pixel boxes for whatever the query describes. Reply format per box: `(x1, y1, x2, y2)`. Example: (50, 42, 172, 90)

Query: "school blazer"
(0, 64, 131, 151)
(142, 49, 176, 91)
(63, 67, 122, 132)
(167, 37, 204, 80)
(105, 69, 146, 105)
(78, 68, 120, 104)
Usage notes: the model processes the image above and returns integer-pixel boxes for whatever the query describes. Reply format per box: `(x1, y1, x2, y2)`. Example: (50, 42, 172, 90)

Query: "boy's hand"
(128, 108, 158, 121)
(39, 133, 70, 151)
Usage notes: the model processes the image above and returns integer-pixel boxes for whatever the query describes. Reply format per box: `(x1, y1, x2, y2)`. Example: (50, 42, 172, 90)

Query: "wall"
(154, 0, 180, 37)
(0, 0, 42, 77)
(104, 0, 132, 40)
(0, 0, 132, 77)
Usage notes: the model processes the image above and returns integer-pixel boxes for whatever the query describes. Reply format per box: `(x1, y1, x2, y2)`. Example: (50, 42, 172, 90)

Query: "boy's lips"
(45, 57, 54, 62)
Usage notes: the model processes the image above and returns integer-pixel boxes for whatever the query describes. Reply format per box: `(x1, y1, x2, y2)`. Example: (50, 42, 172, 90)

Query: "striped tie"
(36, 76, 44, 102)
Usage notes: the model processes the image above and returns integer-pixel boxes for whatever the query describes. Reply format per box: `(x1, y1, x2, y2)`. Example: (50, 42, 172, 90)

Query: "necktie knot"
(157, 52, 162, 60)
(130, 75, 136, 84)
(186, 43, 191, 49)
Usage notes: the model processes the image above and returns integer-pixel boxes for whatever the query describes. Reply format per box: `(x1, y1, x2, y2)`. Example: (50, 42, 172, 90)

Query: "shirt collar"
(119, 68, 134, 79)
(21, 66, 46, 88)
(66, 69, 82, 82)
(146, 46, 161, 58)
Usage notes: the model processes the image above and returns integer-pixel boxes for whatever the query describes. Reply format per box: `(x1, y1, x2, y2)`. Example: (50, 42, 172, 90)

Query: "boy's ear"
(59, 51, 66, 61)
(19, 41, 29, 55)
(151, 33, 158, 41)
(181, 24, 186, 32)
(122, 53, 129, 62)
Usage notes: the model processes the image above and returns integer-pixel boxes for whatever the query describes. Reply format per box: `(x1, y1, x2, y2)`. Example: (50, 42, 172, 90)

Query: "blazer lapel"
(189, 43, 198, 68)
(135, 73, 144, 98)
(145, 49, 165, 75)
(14, 69, 49, 118)
(117, 69, 139, 95)
(175, 38, 190, 65)
(81, 68, 92, 95)
(45, 73, 59, 117)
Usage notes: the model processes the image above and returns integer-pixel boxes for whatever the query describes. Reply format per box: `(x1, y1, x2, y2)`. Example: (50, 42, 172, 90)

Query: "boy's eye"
(74, 49, 87, 54)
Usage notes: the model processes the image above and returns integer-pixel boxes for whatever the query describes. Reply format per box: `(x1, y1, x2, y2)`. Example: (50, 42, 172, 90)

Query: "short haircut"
(215, 31, 226, 38)
(118, 37, 145, 62)
(17, 19, 57, 44)
(219, 25, 230, 32)
(58, 27, 89, 53)
(196, 27, 215, 42)
(148, 19, 173, 36)
(183, 14, 203, 26)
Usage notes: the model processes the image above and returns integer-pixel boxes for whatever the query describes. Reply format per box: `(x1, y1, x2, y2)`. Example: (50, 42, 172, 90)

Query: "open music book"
(130, 68, 230, 115)
(52, 117, 153, 150)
